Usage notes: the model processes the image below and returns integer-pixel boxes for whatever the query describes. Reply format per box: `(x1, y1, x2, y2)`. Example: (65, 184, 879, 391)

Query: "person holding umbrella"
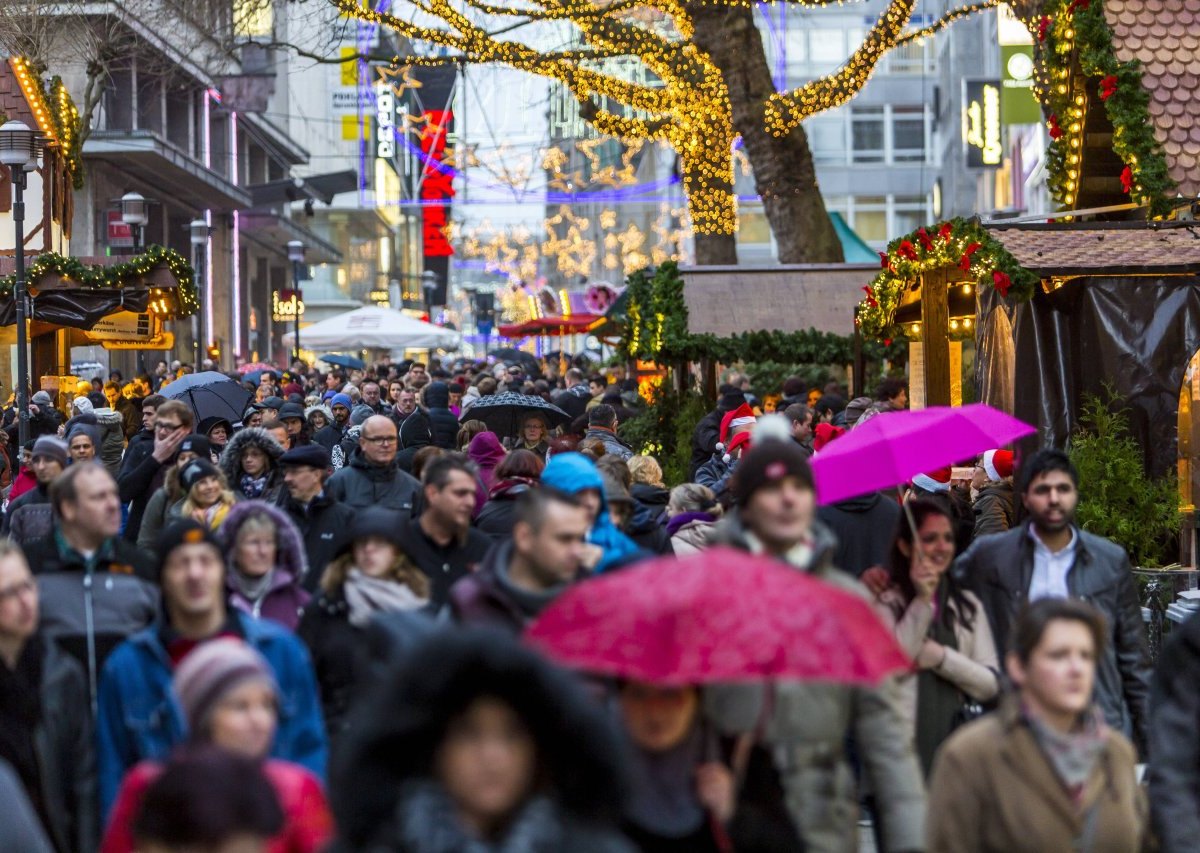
(873, 499, 999, 776)
(517, 411, 551, 459)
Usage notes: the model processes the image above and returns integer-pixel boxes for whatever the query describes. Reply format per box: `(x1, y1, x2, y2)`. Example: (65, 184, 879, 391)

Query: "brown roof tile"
(986, 224, 1200, 273)
(1105, 0, 1200, 198)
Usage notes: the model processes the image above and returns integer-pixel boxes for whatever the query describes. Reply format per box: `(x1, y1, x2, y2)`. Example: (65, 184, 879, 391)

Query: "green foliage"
(621, 262, 908, 366)
(618, 382, 711, 487)
(1068, 388, 1180, 567)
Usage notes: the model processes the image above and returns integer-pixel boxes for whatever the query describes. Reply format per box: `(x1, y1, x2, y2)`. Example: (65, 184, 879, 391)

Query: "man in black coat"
(955, 448, 1151, 751)
(326, 416, 422, 515)
(396, 454, 491, 609)
(421, 381, 460, 450)
(552, 368, 592, 421)
(276, 444, 355, 592)
(313, 393, 352, 451)
(390, 387, 433, 460)
(116, 399, 192, 542)
(1148, 610, 1200, 852)
(689, 387, 744, 480)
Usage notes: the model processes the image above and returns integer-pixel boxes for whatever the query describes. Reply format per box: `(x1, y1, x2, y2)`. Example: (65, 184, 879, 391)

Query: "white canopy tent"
(282, 306, 461, 351)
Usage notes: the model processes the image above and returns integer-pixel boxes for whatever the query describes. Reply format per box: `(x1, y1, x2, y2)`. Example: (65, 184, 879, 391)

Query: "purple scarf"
(666, 511, 718, 537)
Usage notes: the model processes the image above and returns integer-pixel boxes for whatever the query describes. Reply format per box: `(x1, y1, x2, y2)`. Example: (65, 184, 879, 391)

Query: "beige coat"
(669, 519, 716, 556)
(873, 587, 1000, 736)
(928, 699, 1149, 852)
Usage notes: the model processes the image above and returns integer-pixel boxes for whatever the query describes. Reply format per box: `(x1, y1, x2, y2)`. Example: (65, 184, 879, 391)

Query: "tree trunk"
(690, 3, 845, 264)
(693, 232, 737, 265)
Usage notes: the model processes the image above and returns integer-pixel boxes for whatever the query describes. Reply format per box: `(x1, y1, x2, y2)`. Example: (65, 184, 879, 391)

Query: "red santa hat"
(982, 449, 1014, 482)
(716, 403, 757, 452)
(723, 430, 752, 464)
(911, 466, 952, 493)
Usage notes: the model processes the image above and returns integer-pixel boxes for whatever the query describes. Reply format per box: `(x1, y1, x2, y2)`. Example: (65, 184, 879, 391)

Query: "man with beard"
(395, 454, 491, 609)
(957, 448, 1152, 752)
(312, 393, 352, 451)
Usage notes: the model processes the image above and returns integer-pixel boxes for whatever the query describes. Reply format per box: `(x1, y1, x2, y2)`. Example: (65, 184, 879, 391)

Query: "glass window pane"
(854, 210, 888, 242)
(892, 107, 926, 162)
(810, 29, 844, 63)
(807, 116, 845, 164)
(851, 108, 884, 163)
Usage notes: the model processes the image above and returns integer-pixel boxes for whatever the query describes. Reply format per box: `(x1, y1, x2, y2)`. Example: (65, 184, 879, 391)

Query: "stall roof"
(986, 221, 1200, 275)
(1105, 0, 1200, 199)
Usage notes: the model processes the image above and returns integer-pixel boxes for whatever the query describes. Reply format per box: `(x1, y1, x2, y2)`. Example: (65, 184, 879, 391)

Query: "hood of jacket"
(541, 453, 642, 572)
(631, 482, 669, 507)
(423, 381, 450, 409)
(219, 426, 284, 483)
(832, 490, 887, 513)
(467, 431, 506, 469)
(219, 498, 309, 582)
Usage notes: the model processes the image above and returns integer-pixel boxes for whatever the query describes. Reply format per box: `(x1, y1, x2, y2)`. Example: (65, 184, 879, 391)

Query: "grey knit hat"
(172, 637, 278, 735)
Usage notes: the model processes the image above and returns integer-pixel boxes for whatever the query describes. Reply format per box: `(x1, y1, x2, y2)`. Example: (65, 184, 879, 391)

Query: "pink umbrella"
(811, 403, 1036, 505)
(525, 548, 910, 686)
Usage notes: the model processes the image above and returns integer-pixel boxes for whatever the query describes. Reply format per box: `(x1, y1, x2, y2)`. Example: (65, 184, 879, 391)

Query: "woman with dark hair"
(220, 427, 286, 502)
(297, 508, 431, 737)
(874, 498, 999, 775)
(329, 628, 632, 852)
(474, 449, 543, 540)
(928, 598, 1147, 852)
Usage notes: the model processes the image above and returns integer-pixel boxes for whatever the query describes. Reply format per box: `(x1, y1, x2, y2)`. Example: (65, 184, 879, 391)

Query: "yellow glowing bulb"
(963, 284, 973, 295)
(910, 323, 921, 335)
(964, 318, 973, 329)
(950, 319, 960, 330)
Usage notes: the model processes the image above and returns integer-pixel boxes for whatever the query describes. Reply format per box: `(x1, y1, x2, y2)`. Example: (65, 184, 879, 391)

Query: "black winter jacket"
(391, 408, 433, 452)
(552, 383, 593, 421)
(296, 589, 366, 739)
(1148, 609, 1200, 851)
(275, 490, 356, 592)
(325, 447, 422, 516)
(116, 432, 169, 542)
(972, 480, 1015, 538)
(816, 490, 901, 577)
(689, 407, 724, 479)
(422, 383, 460, 450)
(956, 520, 1152, 751)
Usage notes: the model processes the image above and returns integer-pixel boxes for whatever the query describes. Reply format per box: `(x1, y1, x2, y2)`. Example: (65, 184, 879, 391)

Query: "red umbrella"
(526, 548, 909, 686)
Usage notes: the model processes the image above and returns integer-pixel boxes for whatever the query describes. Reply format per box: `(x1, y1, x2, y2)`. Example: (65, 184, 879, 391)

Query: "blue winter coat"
(540, 453, 644, 573)
(96, 611, 328, 818)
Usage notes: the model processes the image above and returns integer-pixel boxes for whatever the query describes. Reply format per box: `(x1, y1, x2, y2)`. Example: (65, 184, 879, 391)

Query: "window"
(739, 212, 772, 245)
(887, 41, 932, 74)
(851, 107, 885, 162)
(807, 115, 846, 164)
(852, 196, 888, 243)
(810, 29, 845, 65)
(892, 106, 927, 163)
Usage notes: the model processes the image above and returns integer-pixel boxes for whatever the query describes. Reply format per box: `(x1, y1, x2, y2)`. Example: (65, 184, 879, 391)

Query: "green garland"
(1035, 0, 1174, 215)
(0, 244, 199, 317)
(856, 217, 1038, 340)
(46, 75, 85, 190)
(621, 261, 908, 365)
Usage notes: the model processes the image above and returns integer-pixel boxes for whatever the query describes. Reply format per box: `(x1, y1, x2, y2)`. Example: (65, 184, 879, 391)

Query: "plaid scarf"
(1023, 703, 1109, 804)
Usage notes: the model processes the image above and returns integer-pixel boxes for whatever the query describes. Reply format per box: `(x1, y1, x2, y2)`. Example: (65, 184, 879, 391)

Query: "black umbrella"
(162, 371, 254, 426)
(488, 348, 542, 377)
(459, 392, 570, 437)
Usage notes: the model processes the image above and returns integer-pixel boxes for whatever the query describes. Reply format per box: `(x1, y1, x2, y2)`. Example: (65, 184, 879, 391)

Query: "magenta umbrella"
(811, 403, 1036, 506)
(526, 548, 910, 686)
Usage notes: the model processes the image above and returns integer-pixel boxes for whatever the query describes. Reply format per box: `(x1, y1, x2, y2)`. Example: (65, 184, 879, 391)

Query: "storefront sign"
(963, 80, 1003, 169)
(375, 82, 396, 159)
(1001, 46, 1041, 125)
(86, 311, 155, 342)
(107, 211, 133, 248)
(272, 289, 304, 322)
(102, 331, 174, 351)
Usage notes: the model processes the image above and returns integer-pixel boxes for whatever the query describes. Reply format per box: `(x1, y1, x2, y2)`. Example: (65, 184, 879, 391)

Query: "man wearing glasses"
(326, 415, 422, 516)
(116, 400, 192, 542)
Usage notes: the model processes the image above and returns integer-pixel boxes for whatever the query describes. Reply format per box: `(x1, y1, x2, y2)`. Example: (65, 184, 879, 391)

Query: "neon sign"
(963, 80, 1003, 169)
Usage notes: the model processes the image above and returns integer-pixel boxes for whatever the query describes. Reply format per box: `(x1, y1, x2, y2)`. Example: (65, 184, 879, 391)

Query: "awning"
(84, 130, 251, 212)
(831, 212, 879, 263)
(498, 314, 604, 338)
(239, 213, 343, 264)
(246, 170, 359, 208)
(282, 306, 460, 350)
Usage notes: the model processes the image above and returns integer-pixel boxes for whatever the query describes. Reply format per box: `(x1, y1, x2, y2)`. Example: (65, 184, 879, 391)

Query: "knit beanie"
(180, 458, 221, 493)
(331, 393, 353, 411)
(172, 637, 278, 735)
(732, 416, 815, 505)
(156, 519, 223, 581)
(31, 435, 69, 468)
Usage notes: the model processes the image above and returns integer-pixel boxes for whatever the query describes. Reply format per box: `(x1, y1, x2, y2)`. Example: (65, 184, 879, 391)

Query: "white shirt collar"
(1028, 523, 1078, 556)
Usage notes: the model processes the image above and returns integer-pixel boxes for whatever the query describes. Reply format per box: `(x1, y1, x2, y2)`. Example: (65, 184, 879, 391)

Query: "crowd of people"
(0, 354, 1196, 853)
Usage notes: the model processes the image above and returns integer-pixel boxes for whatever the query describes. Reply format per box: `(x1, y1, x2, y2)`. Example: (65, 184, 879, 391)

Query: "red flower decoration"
(993, 270, 1012, 297)
(1120, 165, 1133, 193)
(883, 338, 892, 346)
(861, 285, 878, 308)
(916, 227, 934, 251)
(1048, 114, 1063, 140)
(958, 242, 983, 271)
(897, 240, 919, 261)
(938, 222, 954, 242)
(1037, 15, 1051, 41)
(878, 251, 891, 269)
(1099, 75, 1118, 100)
(1067, 0, 1090, 12)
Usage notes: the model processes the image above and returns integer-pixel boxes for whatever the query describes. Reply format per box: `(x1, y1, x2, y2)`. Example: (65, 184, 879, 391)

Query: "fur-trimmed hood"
(218, 499, 309, 582)
(219, 426, 285, 483)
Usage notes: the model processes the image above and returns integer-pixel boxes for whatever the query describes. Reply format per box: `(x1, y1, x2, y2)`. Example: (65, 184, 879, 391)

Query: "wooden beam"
(920, 269, 952, 407)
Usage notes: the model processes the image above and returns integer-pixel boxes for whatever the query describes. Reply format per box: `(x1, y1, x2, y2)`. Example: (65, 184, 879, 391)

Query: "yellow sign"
(86, 311, 158, 342)
(963, 80, 1003, 169)
(272, 291, 305, 322)
(101, 331, 175, 350)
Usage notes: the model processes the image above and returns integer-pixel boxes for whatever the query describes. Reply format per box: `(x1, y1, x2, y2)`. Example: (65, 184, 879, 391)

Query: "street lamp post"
(120, 191, 148, 252)
(0, 121, 42, 448)
(189, 219, 208, 372)
(286, 240, 305, 363)
(421, 269, 439, 311)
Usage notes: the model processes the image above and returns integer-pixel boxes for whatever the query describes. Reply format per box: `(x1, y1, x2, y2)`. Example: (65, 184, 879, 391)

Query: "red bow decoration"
(993, 270, 1012, 297)
(1120, 165, 1133, 193)
(1048, 114, 1063, 140)
(1037, 16, 1051, 41)
(958, 242, 982, 271)
(938, 222, 954, 242)
(883, 338, 892, 346)
(878, 251, 892, 270)
(1099, 75, 1118, 100)
(1067, 0, 1089, 12)
(861, 285, 878, 308)
(897, 240, 919, 261)
(916, 227, 934, 251)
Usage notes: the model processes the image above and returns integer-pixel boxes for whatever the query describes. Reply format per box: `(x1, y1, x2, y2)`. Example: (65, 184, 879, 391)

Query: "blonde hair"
(628, 455, 664, 487)
(320, 548, 430, 598)
(181, 469, 237, 524)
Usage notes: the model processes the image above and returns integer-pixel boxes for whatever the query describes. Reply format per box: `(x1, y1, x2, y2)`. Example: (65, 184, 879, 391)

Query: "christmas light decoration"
(335, 0, 993, 239)
(8, 58, 84, 188)
(855, 217, 1037, 340)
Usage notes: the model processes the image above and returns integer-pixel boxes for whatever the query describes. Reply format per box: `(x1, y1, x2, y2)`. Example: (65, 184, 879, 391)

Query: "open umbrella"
(810, 404, 1036, 506)
(237, 362, 276, 375)
(161, 371, 253, 426)
(241, 369, 277, 387)
(459, 392, 570, 437)
(320, 353, 366, 370)
(527, 548, 909, 686)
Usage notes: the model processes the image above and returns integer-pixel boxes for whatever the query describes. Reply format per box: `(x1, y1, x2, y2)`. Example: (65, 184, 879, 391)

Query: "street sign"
(107, 211, 133, 248)
(86, 311, 156, 342)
